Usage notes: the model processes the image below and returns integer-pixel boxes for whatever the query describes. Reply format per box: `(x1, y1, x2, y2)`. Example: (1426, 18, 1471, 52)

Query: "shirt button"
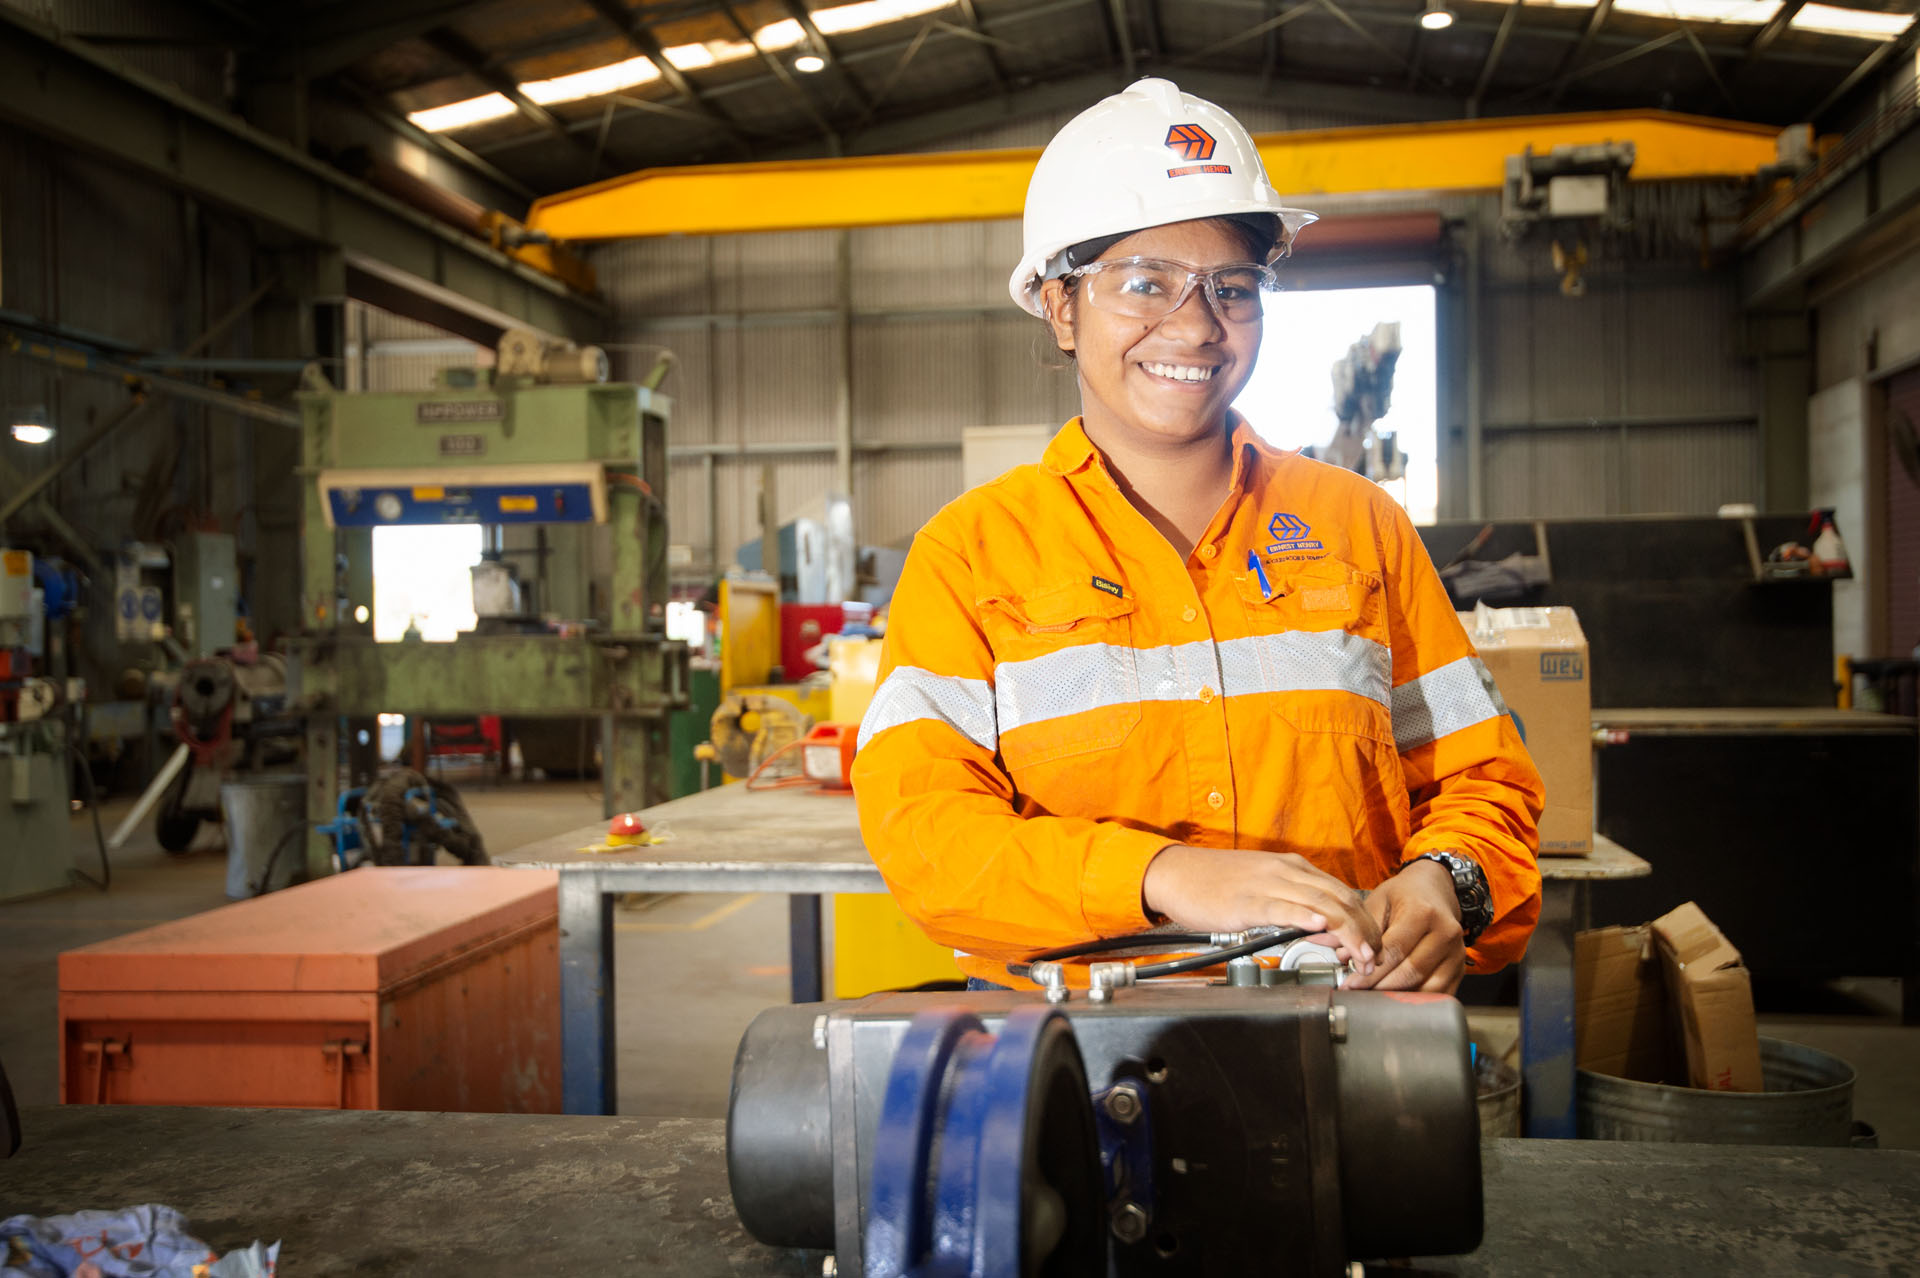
(1206, 789, 1225, 810)
(1181, 606, 1197, 623)
(1198, 686, 1216, 704)
(1199, 544, 1218, 561)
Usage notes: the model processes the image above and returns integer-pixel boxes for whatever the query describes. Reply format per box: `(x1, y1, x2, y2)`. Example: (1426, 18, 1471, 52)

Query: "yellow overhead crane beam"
(526, 110, 1782, 242)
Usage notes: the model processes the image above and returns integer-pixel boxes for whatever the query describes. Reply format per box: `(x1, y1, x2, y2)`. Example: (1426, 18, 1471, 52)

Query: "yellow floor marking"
(614, 893, 764, 933)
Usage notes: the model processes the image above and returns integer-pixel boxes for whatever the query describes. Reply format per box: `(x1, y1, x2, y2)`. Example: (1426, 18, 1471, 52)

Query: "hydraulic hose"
(1006, 926, 1307, 982)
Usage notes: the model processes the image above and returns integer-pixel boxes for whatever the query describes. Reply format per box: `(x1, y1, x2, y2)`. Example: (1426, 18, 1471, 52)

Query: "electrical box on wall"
(172, 531, 237, 658)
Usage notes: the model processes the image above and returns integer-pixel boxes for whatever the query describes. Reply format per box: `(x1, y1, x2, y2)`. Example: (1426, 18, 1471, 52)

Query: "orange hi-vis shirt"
(852, 416, 1544, 987)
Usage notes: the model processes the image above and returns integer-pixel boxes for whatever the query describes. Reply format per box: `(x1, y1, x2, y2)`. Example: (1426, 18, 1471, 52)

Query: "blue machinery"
(728, 978, 1483, 1276)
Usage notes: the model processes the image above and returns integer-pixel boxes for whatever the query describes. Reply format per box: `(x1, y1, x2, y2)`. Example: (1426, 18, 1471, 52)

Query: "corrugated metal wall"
(1477, 181, 1762, 519)
(595, 101, 1766, 568)
(344, 303, 491, 392)
(0, 124, 261, 675)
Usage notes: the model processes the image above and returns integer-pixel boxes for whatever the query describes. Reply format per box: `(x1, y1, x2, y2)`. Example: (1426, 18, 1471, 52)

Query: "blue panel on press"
(327, 483, 597, 526)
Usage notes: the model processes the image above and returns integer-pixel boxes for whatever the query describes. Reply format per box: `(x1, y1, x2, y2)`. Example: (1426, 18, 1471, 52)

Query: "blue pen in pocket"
(1247, 550, 1274, 600)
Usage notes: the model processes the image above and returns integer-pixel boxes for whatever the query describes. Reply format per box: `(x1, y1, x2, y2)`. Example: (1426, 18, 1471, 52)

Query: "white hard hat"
(1009, 77, 1319, 317)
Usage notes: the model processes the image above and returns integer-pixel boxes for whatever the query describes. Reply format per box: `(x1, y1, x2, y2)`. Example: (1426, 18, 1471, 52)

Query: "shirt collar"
(1042, 413, 1280, 494)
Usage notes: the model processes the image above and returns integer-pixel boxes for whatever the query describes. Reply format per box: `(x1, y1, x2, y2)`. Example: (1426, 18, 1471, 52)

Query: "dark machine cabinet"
(1589, 727, 1919, 1022)
(1415, 517, 1917, 1021)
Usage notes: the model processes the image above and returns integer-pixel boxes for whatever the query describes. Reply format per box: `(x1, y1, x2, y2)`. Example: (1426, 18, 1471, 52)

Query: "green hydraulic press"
(288, 337, 688, 879)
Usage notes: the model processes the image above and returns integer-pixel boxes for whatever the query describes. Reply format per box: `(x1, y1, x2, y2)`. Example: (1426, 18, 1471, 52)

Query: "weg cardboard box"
(1575, 924, 1672, 1083)
(1651, 901, 1764, 1093)
(1458, 604, 1591, 855)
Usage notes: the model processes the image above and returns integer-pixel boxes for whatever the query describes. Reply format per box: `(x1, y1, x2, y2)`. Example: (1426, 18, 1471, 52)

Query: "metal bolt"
(1102, 1083, 1143, 1124)
(1328, 1003, 1349, 1043)
(812, 1014, 829, 1050)
(1046, 983, 1071, 1004)
(1111, 1202, 1149, 1244)
(1087, 985, 1111, 1003)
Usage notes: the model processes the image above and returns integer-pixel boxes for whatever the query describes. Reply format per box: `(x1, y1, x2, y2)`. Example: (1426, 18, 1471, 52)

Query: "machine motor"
(727, 982, 1482, 1277)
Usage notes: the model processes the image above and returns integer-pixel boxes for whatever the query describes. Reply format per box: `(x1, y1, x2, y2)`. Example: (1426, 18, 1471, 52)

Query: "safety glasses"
(1064, 257, 1280, 323)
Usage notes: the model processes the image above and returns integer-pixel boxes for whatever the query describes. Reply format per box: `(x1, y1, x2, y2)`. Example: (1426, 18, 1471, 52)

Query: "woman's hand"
(1342, 859, 1465, 993)
(1141, 845, 1381, 975)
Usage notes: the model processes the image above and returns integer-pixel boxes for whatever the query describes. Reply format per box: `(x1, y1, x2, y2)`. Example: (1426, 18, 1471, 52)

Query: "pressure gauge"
(375, 492, 404, 522)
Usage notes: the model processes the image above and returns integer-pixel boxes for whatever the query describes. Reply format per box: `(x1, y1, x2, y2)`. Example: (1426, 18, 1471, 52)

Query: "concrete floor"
(4, 772, 1917, 1150)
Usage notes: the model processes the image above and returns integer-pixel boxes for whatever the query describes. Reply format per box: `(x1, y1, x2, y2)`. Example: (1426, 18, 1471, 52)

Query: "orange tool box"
(58, 867, 561, 1112)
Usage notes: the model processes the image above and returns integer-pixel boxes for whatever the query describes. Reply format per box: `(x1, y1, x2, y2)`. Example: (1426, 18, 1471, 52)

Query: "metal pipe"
(107, 743, 190, 851)
(1465, 211, 1485, 520)
(833, 231, 855, 507)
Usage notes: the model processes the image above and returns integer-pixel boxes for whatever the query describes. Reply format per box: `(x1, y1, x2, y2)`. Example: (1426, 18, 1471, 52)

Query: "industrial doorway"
(1235, 283, 1438, 525)
(371, 524, 483, 642)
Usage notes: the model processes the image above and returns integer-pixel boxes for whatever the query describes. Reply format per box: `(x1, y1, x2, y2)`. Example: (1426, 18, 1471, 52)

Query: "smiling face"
(1038, 217, 1265, 454)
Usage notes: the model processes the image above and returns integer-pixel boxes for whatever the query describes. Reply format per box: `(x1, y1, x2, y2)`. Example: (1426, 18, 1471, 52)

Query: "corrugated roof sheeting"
(8, 0, 231, 105)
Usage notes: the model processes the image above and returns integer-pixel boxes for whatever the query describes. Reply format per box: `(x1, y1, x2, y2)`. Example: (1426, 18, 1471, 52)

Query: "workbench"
(4, 1106, 1915, 1276)
(497, 784, 1646, 1128)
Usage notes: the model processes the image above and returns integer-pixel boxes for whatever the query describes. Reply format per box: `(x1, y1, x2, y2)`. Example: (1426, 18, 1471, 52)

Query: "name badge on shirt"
(1091, 576, 1124, 598)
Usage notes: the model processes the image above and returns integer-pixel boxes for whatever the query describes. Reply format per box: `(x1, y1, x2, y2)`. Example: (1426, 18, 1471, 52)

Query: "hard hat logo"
(1165, 124, 1217, 162)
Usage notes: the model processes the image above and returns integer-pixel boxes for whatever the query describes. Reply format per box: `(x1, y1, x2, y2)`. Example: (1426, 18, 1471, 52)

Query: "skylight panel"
(521, 55, 662, 105)
(407, 93, 517, 132)
(1791, 3, 1917, 38)
(1612, 0, 1781, 25)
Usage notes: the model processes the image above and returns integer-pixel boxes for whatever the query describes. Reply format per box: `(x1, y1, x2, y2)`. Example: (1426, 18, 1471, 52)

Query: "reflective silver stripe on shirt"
(1218, 631, 1392, 706)
(994, 631, 1389, 734)
(1392, 655, 1508, 753)
(858, 665, 998, 753)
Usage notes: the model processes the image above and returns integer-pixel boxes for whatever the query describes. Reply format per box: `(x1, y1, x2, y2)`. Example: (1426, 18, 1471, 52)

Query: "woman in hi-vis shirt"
(853, 78, 1543, 993)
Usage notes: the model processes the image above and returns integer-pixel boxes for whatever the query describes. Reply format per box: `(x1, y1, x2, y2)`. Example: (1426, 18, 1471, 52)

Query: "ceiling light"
(1420, 0, 1455, 30)
(795, 53, 827, 73)
(10, 408, 54, 445)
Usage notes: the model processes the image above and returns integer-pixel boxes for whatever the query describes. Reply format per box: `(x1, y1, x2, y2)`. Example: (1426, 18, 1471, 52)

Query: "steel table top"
(2, 1106, 1914, 1276)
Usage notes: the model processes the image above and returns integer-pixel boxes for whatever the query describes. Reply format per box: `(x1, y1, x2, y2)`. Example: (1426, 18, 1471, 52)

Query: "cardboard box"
(1575, 924, 1673, 1083)
(1459, 604, 1591, 855)
(1650, 902, 1763, 1093)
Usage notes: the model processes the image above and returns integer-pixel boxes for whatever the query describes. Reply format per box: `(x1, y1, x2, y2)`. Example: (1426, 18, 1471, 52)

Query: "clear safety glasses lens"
(1074, 258, 1278, 323)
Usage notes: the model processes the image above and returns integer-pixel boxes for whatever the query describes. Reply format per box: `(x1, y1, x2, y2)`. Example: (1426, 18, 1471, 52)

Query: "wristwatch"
(1405, 852, 1494, 948)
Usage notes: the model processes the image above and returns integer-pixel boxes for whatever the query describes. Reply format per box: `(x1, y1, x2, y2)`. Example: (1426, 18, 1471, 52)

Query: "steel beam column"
(0, 5, 602, 343)
(1520, 881, 1580, 1138)
(558, 871, 618, 1115)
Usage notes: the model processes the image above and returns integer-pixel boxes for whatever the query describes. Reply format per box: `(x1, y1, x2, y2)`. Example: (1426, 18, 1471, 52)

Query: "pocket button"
(1206, 789, 1225, 810)
(1181, 606, 1198, 623)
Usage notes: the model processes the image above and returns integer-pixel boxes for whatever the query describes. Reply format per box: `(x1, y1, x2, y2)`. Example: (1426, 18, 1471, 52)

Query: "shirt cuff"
(1081, 827, 1175, 936)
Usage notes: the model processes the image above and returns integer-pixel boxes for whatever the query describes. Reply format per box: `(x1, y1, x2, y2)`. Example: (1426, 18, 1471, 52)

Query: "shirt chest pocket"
(978, 582, 1142, 769)
(1232, 558, 1393, 742)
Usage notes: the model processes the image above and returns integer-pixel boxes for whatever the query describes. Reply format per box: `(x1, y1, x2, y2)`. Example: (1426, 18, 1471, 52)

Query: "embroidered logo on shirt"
(1090, 576, 1124, 598)
(1265, 512, 1325, 555)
